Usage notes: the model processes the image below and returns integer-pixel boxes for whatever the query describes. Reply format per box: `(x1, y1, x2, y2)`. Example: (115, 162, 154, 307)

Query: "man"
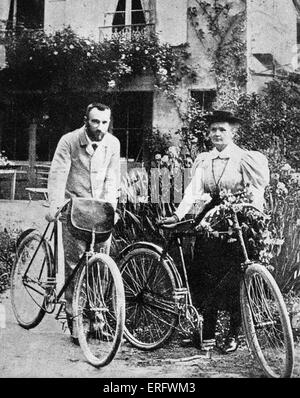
(46, 102, 120, 341)
(162, 110, 269, 353)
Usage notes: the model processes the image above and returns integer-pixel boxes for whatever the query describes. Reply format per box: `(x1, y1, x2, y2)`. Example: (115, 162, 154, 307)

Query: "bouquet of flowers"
(197, 188, 273, 265)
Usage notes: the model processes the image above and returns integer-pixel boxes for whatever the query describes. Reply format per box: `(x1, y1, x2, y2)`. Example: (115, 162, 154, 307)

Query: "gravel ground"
(1, 290, 300, 381)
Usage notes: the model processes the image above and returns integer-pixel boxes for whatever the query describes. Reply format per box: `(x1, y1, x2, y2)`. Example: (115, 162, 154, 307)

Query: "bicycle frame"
(160, 231, 194, 308)
(158, 203, 264, 313)
(21, 218, 95, 319)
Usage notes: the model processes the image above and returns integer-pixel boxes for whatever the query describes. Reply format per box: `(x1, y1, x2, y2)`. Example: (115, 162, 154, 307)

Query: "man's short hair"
(85, 102, 111, 118)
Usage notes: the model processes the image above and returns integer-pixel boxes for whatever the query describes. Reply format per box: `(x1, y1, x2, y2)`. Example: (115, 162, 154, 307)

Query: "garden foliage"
(113, 74, 300, 295)
(0, 27, 196, 94)
(0, 228, 19, 293)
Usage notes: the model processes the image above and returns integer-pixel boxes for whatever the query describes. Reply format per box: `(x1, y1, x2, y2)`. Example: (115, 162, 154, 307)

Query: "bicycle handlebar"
(54, 199, 71, 220)
(157, 202, 267, 232)
(199, 202, 267, 224)
(158, 218, 195, 230)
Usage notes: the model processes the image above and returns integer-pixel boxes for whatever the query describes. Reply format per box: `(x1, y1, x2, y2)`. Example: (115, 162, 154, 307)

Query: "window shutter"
(156, 0, 187, 45)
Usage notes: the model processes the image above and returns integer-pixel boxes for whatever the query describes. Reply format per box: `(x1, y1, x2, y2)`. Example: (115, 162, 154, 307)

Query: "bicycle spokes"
(248, 274, 285, 348)
(242, 265, 294, 378)
(11, 232, 54, 329)
(121, 249, 178, 349)
(74, 256, 124, 366)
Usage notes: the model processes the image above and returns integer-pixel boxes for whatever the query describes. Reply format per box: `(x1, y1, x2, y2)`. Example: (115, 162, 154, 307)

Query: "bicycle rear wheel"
(240, 263, 294, 378)
(11, 230, 54, 329)
(73, 253, 125, 367)
(120, 247, 178, 350)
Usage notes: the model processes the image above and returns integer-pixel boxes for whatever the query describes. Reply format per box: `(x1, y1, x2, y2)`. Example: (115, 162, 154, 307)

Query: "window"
(190, 90, 216, 111)
(112, 91, 153, 161)
(113, 0, 146, 30)
(100, 0, 155, 40)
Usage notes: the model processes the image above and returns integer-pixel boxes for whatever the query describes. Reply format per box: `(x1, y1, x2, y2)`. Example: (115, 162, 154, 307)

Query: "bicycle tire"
(73, 253, 125, 367)
(240, 263, 294, 378)
(11, 230, 54, 329)
(120, 247, 178, 350)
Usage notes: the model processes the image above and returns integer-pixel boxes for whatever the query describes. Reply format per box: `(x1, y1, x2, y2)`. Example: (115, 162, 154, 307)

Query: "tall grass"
(265, 171, 300, 293)
(113, 162, 300, 295)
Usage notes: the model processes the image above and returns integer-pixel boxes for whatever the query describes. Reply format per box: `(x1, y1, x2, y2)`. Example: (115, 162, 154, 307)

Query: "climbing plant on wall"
(171, 0, 247, 159)
(0, 26, 197, 158)
(0, 26, 196, 94)
(187, 0, 247, 108)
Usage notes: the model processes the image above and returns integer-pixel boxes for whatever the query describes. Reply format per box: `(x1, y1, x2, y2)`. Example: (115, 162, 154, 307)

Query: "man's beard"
(86, 125, 104, 141)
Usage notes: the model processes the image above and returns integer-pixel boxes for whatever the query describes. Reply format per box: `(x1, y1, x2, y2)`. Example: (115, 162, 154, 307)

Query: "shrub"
(114, 138, 300, 297)
(0, 27, 196, 95)
(235, 77, 300, 170)
(265, 164, 300, 293)
(0, 228, 20, 293)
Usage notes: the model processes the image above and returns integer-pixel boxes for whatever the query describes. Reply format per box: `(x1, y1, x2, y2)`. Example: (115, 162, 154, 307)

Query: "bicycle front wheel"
(11, 231, 54, 329)
(120, 247, 178, 350)
(240, 263, 294, 378)
(73, 253, 125, 367)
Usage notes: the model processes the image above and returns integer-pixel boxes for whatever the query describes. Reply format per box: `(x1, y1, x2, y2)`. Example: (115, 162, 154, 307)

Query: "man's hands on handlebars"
(45, 200, 70, 223)
(45, 206, 60, 223)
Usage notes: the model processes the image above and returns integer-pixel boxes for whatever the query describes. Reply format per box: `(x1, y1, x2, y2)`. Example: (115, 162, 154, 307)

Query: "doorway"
(112, 91, 153, 161)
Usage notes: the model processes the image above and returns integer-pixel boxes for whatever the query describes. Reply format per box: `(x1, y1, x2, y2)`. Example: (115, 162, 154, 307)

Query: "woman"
(162, 110, 270, 353)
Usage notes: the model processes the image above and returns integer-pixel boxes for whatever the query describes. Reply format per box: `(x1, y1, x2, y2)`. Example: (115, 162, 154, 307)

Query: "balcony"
(99, 9, 156, 41)
(0, 26, 43, 41)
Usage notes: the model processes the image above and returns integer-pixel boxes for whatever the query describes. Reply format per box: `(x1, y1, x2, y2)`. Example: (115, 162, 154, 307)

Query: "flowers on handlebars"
(276, 182, 288, 196)
(219, 186, 254, 206)
(195, 188, 273, 265)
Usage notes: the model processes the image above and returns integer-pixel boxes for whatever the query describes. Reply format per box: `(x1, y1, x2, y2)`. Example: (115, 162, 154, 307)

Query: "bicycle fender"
(119, 241, 183, 287)
(16, 228, 36, 248)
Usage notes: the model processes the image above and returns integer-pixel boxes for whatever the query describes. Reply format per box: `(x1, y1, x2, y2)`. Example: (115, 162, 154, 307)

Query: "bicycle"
(118, 200, 294, 378)
(10, 200, 125, 368)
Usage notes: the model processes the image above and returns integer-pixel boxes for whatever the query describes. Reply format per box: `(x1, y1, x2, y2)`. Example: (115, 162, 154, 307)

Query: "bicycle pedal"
(55, 300, 67, 320)
(180, 338, 195, 348)
(45, 277, 56, 288)
(173, 288, 188, 303)
(201, 339, 216, 352)
(173, 288, 188, 295)
(60, 320, 68, 333)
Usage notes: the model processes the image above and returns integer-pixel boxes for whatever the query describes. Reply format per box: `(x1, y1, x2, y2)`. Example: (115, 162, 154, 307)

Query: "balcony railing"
(0, 27, 43, 41)
(99, 23, 155, 41)
(99, 9, 155, 41)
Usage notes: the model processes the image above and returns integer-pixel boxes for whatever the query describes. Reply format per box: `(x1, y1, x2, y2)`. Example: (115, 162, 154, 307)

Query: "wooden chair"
(26, 164, 50, 203)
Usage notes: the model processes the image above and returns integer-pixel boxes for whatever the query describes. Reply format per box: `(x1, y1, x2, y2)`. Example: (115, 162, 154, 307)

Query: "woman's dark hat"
(204, 110, 244, 125)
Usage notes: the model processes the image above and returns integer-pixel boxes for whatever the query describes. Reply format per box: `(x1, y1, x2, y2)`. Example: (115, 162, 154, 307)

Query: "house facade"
(0, 0, 298, 164)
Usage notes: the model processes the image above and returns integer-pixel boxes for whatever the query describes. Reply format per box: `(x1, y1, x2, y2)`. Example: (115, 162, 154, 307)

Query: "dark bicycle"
(118, 200, 294, 378)
(10, 200, 125, 368)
